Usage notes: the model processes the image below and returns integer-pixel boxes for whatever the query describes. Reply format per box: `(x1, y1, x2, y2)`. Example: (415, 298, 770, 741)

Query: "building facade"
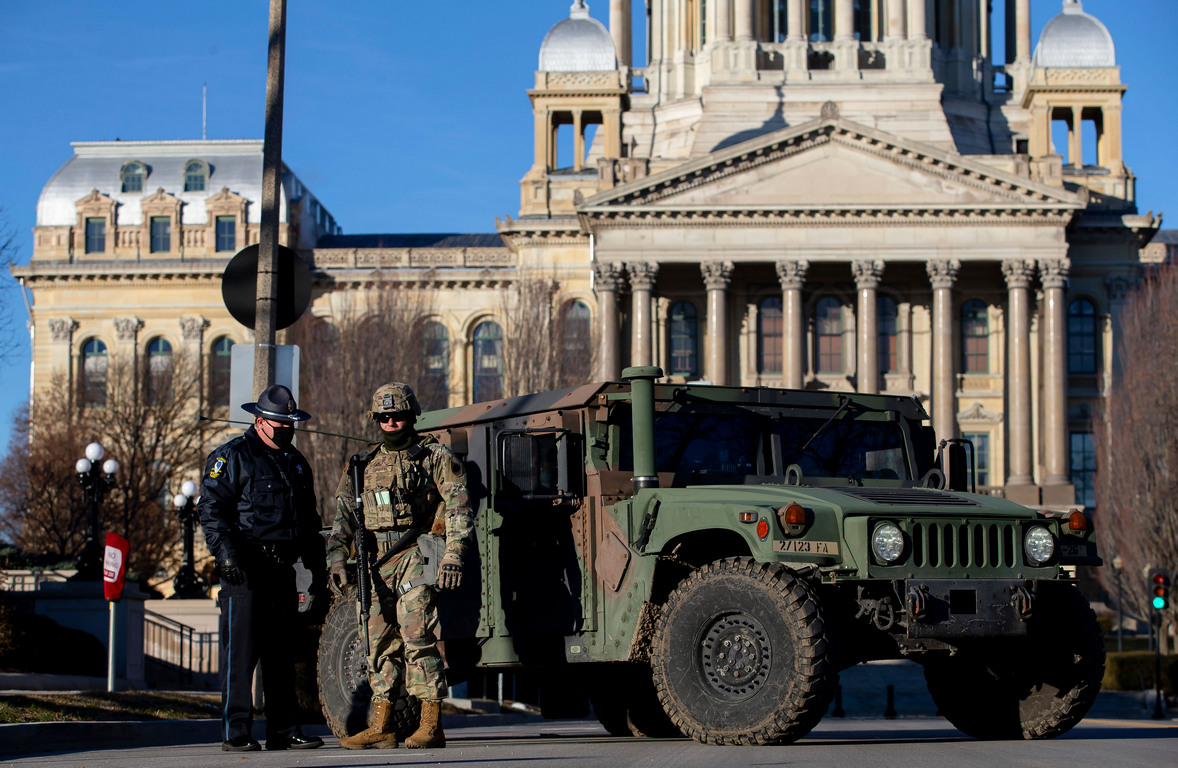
(15, 0, 1163, 510)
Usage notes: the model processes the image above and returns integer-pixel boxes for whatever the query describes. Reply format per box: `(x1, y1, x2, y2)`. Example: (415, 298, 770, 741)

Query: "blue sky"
(1, 0, 1175, 450)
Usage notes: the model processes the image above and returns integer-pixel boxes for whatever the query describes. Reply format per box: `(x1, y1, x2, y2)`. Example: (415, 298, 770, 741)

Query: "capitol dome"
(538, 0, 616, 72)
(1033, 0, 1115, 68)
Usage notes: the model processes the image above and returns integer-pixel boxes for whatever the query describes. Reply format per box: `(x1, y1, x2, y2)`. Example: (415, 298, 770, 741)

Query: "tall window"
(472, 321, 503, 403)
(215, 216, 236, 252)
(150, 217, 171, 253)
(81, 339, 108, 407)
(758, 297, 783, 374)
(963, 432, 990, 488)
(560, 301, 592, 385)
(209, 336, 234, 408)
(1068, 299, 1098, 374)
(878, 296, 898, 374)
(669, 301, 698, 378)
(420, 321, 449, 411)
(961, 299, 988, 373)
(815, 297, 843, 373)
(1070, 431, 1097, 507)
(184, 161, 207, 192)
(121, 161, 145, 193)
(809, 0, 833, 41)
(85, 218, 106, 254)
(145, 337, 173, 405)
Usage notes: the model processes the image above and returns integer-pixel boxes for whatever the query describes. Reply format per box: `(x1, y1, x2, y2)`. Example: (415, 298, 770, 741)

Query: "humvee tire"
(317, 585, 421, 739)
(651, 558, 835, 745)
(589, 662, 682, 738)
(922, 583, 1105, 740)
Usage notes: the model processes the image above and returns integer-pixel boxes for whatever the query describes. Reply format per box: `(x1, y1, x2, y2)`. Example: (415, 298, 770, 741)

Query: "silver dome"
(538, 0, 616, 72)
(1033, 0, 1115, 68)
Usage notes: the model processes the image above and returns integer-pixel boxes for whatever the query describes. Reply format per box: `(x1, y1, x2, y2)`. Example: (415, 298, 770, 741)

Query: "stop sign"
(221, 243, 312, 330)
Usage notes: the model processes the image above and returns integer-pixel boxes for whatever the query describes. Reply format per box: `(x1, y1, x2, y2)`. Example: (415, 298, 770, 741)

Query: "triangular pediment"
(581, 117, 1083, 217)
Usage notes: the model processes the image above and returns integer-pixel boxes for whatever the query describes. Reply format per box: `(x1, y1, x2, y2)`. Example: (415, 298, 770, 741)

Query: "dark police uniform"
(197, 385, 325, 752)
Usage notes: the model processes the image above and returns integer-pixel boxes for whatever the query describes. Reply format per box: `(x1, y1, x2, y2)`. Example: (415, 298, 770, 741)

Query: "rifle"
(348, 453, 372, 657)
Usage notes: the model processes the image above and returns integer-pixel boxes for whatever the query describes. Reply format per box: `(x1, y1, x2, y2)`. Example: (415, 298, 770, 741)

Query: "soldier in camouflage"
(326, 382, 473, 750)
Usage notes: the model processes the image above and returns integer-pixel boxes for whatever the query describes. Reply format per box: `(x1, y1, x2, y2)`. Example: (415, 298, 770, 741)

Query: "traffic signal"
(1148, 568, 1170, 611)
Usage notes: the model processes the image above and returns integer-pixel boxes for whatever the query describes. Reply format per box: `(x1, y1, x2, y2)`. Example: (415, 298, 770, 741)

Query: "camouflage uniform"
(326, 385, 473, 704)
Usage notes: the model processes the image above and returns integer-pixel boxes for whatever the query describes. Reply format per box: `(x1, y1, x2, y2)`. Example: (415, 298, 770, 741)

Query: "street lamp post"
(171, 480, 208, 599)
(72, 442, 118, 581)
(1112, 555, 1124, 653)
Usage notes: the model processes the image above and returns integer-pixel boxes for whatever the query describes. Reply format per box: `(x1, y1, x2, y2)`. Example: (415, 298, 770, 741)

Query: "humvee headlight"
(1024, 525, 1055, 565)
(871, 522, 905, 564)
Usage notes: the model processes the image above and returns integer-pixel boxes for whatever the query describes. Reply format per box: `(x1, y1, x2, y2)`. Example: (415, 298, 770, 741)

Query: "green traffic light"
(1153, 596, 1167, 610)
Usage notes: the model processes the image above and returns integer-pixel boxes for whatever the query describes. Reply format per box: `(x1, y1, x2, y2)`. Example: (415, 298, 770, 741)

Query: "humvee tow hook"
(1010, 584, 1034, 620)
(906, 584, 930, 621)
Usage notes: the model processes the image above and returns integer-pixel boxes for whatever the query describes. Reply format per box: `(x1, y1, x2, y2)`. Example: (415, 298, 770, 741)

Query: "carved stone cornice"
(582, 207, 1078, 228)
(179, 316, 209, 341)
(1001, 258, 1037, 290)
(114, 316, 143, 342)
(1038, 258, 1071, 290)
(775, 259, 810, 290)
(48, 318, 78, 343)
(627, 261, 659, 291)
(851, 259, 885, 290)
(701, 260, 734, 290)
(593, 262, 625, 292)
(926, 259, 962, 290)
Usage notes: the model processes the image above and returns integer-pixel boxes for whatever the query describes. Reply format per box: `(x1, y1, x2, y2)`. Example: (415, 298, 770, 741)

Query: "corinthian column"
(702, 261, 734, 385)
(594, 262, 625, 380)
(734, 0, 754, 42)
(853, 260, 885, 394)
(628, 261, 659, 367)
(1040, 257, 1072, 501)
(926, 259, 961, 442)
(776, 259, 810, 389)
(1002, 259, 1036, 496)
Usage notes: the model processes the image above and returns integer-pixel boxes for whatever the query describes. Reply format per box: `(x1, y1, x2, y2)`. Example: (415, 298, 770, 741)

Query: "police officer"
(327, 382, 473, 750)
(197, 384, 326, 752)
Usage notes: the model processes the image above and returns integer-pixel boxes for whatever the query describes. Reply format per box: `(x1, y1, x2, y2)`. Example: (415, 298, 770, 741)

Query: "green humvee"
(317, 366, 1104, 745)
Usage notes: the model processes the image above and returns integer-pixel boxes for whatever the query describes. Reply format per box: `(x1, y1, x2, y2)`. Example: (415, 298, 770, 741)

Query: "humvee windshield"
(614, 401, 913, 485)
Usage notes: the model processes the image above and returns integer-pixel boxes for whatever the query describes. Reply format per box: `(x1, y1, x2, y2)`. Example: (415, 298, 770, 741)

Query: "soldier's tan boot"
(404, 700, 445, 749)
(338, 699, 398, 749)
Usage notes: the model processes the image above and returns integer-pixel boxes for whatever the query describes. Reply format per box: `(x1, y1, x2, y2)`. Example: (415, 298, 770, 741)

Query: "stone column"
(1015, 0, 1031, 62)
(786, 0, 804, 42)
(1040, 257, 1073, 502)
(734, 0, 754, 42)
(1002, 259, 1037, 499)
(776, 259, 810, 389)
(926, 260, 961, 441)
(628, 261, 659, 367)
(835, 0, 855, 40)
(609, 0, 632, 67)
(594, 262, 625, 380)
(907, 0, 927, 39)
(1104, 272, 1134, 385)
(897, 301, 914, 389)
(886, 0, 907, 40)
(715, 0, 733, 42)
(702, 261, 734, 385)
(853, 260, 884, 394)
(49, 318, 79, 393)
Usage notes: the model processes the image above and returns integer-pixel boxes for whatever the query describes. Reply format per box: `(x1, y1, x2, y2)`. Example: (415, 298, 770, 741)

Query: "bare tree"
(1095, 262, 1178, 634)
(0, 205, 27, 364)
(501, 276, 598, 397)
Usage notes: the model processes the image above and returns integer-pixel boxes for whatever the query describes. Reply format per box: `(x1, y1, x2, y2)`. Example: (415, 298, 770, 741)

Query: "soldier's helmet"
(370, 382, 422, 420)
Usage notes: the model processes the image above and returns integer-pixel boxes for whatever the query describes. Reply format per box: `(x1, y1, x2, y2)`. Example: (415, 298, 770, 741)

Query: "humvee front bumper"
(904, 579, 1032, 638)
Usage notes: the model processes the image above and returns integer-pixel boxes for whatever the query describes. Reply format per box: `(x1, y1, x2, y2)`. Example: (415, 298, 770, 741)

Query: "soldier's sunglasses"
(376, 412, 410, 423)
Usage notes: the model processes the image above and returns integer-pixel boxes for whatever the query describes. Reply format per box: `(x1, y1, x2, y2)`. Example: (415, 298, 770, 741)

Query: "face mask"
(268, 424, 295, 448)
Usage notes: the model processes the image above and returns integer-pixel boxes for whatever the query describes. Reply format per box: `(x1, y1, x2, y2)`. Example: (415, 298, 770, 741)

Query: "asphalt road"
(2, 716, 1175, 768)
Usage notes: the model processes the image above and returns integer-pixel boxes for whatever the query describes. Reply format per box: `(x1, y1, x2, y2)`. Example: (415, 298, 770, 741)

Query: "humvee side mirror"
(945, 442, 969, 492)
(500, 430, 583, 500)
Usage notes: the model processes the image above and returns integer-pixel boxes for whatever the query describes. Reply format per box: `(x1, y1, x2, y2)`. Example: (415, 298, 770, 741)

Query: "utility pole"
(254, 0, 287, 398)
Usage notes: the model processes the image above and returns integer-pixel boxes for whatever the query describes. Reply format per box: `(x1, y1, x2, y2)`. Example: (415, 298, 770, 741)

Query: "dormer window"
(184, 160, 208, 192)
(121, 161, 146, 193)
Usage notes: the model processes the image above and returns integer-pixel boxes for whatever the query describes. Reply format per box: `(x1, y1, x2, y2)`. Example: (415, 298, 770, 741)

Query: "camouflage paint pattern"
(366, 546, 445, 702)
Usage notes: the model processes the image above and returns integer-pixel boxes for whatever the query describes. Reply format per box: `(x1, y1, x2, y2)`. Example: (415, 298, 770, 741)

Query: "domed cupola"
(538, 0, 616, 72)
(1033, 0, 1116, 69)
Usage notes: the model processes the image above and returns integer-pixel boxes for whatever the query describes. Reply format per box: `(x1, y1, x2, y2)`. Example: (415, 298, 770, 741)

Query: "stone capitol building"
(15, 0, 1167, 511)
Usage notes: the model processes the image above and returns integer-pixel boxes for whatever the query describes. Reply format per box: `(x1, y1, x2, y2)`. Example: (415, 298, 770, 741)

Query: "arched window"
(560, 300, 592, 385)
(145, 337, 173, 405)
(420, 321, 449, 411)
(472, 321, 503, 403)
(209, 336, 234, 408)
(184, 160, 207, 192)
(669, 301, 698, 378)
(815, 297, 843, 373)
(758, 297, 783, 374)
(878, 296, 898, 374)
(961, 299, 988, 373)
(121, 161, 146, 193)
(81, 339, 108, 407)
(1068, 299, 1098, 374)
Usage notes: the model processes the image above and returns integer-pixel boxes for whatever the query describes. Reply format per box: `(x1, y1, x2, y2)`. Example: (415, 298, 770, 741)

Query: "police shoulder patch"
(209, 457, 226, 479)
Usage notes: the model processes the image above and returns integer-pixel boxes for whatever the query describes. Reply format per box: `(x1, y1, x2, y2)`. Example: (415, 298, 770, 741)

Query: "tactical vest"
(361, 440, 439, 531)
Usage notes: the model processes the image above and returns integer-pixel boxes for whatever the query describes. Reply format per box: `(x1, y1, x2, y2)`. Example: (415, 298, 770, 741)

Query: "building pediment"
(580, 116, 1084, 224)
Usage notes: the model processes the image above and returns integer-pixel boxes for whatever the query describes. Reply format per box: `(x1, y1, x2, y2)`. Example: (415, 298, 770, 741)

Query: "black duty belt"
(253, 541, 298, 565)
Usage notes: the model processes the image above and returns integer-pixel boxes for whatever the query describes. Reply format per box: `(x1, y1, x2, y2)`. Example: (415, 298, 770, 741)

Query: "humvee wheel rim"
(700, 612, 771, 701)
(343, 633, 369, 694)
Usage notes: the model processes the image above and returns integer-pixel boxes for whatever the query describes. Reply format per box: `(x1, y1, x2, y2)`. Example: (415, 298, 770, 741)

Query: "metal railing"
(0, 569, 76, 591)
(144, 609, 218, 681)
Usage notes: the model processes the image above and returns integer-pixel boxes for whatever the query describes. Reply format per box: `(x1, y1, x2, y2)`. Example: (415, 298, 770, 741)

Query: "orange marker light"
(738, 511, 757, 523)
(1067, 512, 1089, 532)
(784, 503, 806, 526)
(757, 518, 770, 539)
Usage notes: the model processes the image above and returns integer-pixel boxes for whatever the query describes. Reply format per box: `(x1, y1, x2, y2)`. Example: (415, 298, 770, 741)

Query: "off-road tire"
(317, 586, 421, 739)
(923, 583, 1105, 740)
(589, 662, 682, 738)
(651, 558, 835, 745)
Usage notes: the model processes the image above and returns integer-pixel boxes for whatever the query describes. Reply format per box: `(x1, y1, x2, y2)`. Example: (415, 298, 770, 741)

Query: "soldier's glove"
(437, 551, 463, 591)
(329, 562, 349, 596)
(217, 556, 244, 587)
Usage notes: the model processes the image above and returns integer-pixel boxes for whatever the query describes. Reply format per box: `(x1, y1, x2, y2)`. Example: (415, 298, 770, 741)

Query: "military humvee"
(317, 366, 1104, 745)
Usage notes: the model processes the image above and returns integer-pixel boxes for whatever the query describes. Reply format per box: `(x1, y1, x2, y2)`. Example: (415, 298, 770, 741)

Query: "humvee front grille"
(909, 520, 1020, 570)
(833, 487, 979, 506)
